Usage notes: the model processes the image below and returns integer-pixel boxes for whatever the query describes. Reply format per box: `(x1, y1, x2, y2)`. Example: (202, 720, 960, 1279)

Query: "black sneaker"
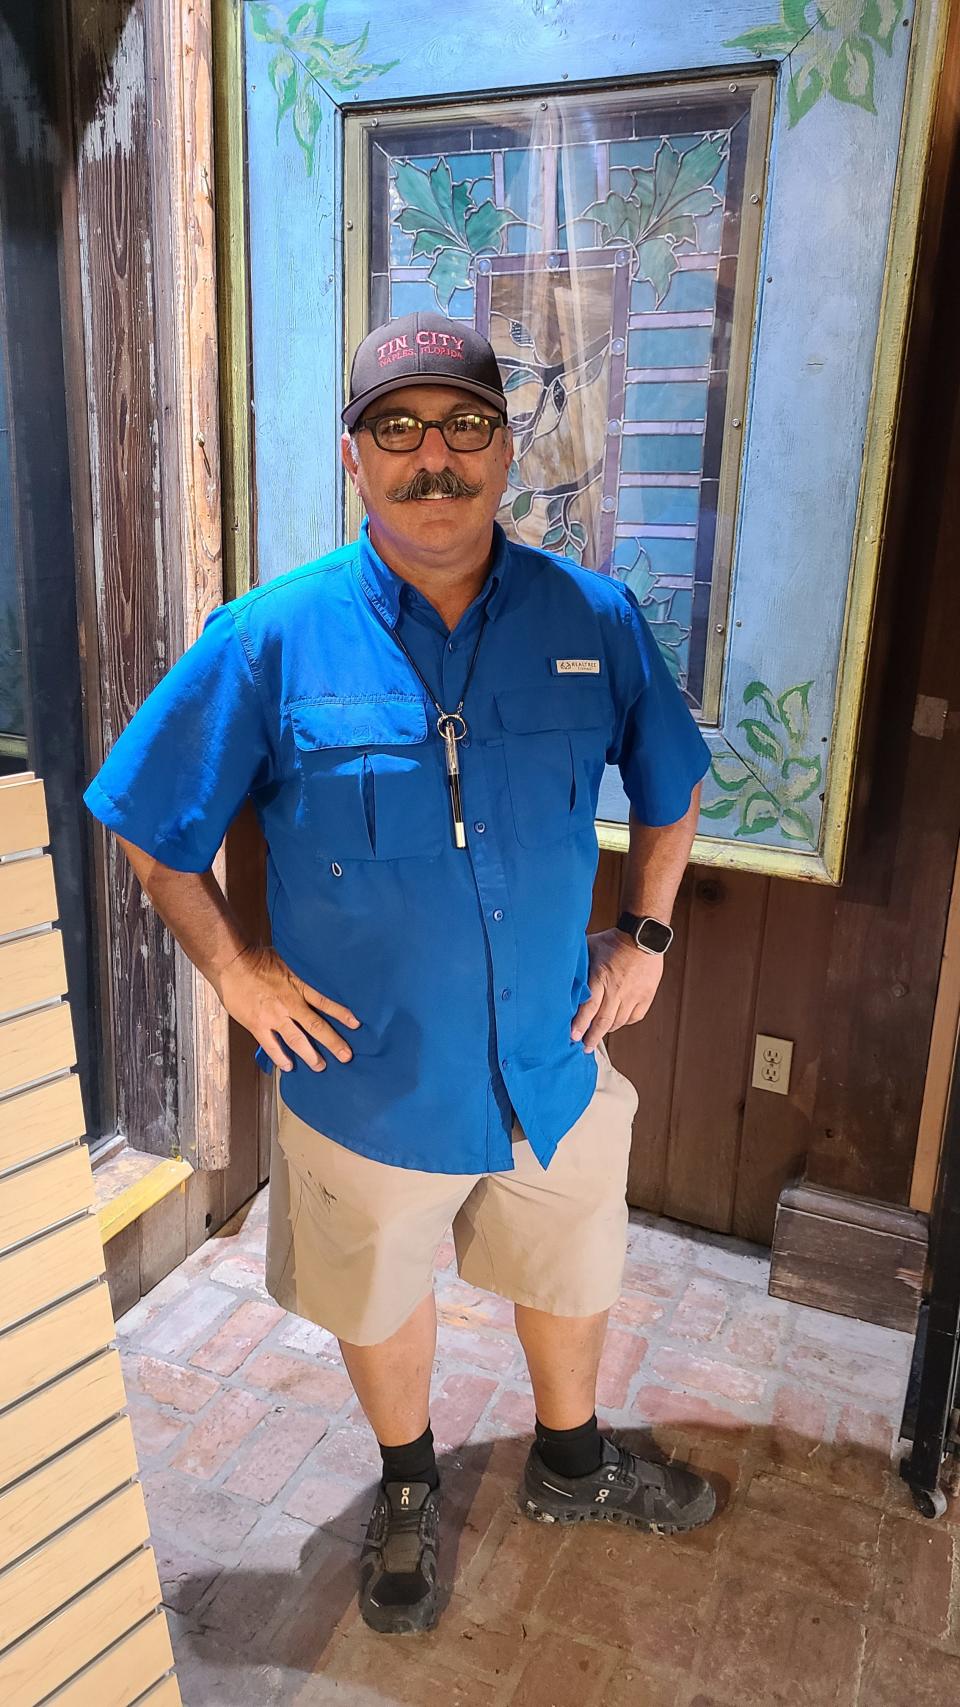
(358, 1479, 442, 1634)
(520, 1436, 716, 1535)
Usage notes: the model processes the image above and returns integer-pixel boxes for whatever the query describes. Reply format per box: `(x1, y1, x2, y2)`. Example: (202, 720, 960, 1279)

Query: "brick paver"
(114, 1193, 959, 1705)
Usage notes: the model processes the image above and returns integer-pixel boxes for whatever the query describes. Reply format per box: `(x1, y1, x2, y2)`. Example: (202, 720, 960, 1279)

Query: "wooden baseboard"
(769, 1180, 928, 1332)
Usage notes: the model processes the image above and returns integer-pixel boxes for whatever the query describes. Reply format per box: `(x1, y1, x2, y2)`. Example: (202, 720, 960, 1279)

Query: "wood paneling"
(0, 771, 180, 1700)
(0, 779, 48, 857)
(0, 1145, 94, 1253)
(0, 1483, 149, 1648)
(0, 1071, 86, 1173)
(0, 1416, 137, 1573)
(0, 1003, 76, 1098)
(0, 1281, 116, 1410)
(48, 1610, 175, 1707)
(0, 928, 68, 1016)
(666, 870, 768, 1232)
(0, 855, 58, 937)
(0, 1351, 126, 1488)
(0, 1214, 106, 1334)
(0, 1550, 161, 1707)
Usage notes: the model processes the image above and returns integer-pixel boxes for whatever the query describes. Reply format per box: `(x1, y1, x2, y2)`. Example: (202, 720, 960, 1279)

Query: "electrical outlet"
(752, 1034, 794, 1096)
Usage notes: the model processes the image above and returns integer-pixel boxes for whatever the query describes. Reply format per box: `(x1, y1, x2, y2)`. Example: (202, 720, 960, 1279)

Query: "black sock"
(534, 1412, 604, 1478)
(378, 1423, 440, 1491)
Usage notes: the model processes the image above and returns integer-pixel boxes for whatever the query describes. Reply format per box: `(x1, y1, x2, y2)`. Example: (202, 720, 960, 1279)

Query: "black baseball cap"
(342, 311, 507, 432)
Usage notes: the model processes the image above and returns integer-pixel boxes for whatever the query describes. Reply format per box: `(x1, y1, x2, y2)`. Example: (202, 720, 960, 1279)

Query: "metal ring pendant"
(437, 711, 467, 741)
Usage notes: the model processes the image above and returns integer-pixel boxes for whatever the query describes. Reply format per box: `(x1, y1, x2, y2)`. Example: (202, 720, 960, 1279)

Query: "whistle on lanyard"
(437, 713, 468, 849)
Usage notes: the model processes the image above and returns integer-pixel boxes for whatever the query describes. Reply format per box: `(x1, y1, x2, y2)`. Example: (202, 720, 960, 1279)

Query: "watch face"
(636, 917, 673, 953)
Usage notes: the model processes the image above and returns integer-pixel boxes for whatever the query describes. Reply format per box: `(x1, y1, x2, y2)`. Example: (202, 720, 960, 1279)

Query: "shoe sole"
(359, 1591, 439, 1635)
(519, 1487, 717, 1536)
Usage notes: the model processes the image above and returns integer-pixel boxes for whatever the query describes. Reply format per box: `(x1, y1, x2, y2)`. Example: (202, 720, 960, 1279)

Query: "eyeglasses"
(356, 410, 506, 453)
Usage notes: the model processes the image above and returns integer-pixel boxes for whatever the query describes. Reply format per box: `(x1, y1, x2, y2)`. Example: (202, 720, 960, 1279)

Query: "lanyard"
(375, 601, 490, 850)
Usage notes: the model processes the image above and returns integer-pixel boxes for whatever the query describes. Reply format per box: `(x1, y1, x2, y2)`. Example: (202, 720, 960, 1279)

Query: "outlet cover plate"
(752, 1034, 794, 1096)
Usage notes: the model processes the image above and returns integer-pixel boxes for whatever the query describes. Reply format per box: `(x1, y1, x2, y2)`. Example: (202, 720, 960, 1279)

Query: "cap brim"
(341, 373, 507, 432)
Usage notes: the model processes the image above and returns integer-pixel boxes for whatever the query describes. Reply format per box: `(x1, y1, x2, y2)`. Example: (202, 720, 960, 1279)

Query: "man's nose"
(417, 425, 454, 471)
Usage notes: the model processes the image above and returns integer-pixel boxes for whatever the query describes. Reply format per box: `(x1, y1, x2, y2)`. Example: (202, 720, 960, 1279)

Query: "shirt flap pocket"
(289, 697, 429, 750)
(495, 680, 607, 734)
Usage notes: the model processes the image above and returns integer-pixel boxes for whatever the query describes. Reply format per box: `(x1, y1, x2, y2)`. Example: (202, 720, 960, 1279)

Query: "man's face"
(341, 384, 513, 552)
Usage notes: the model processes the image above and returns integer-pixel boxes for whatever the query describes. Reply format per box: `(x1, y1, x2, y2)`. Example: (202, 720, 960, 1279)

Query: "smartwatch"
(616, 911, 674, 955)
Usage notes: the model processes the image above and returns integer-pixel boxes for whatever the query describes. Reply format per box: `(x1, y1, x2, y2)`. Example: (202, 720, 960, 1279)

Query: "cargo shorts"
(265, 1036, 640, 1345)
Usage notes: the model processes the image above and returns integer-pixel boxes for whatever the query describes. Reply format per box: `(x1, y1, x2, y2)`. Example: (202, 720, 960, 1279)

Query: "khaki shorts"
(265, 1039, 640, 1345)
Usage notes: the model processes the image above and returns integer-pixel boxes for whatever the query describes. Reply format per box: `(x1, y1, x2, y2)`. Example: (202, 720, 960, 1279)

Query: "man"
(83, 310, 716, 1637)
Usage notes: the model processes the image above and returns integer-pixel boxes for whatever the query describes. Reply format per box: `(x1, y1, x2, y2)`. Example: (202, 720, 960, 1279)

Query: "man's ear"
(340, 431, 360, 485)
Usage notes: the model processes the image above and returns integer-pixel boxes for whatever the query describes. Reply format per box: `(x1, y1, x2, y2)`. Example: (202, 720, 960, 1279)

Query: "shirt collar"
(355, 515, 511, 629)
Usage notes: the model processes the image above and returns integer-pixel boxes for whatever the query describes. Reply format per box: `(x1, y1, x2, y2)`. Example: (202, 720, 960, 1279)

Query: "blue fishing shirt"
(83, 518, 709, 1174)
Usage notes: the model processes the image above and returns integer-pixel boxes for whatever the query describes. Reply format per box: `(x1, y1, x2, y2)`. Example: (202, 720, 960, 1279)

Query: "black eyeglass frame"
(354, 409, 508, 453)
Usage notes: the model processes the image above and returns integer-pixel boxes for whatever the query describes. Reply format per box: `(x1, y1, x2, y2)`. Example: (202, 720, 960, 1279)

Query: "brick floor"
(115, 1197, 960, 1706)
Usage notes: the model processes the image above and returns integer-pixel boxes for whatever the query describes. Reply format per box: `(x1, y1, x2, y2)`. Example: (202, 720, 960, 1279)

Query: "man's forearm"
(619, 782, 702, 924)
(115, 835, 250, 993)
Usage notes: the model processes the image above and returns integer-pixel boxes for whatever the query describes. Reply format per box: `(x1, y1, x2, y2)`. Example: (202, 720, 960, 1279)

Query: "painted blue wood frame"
(240, 1, 940, 882)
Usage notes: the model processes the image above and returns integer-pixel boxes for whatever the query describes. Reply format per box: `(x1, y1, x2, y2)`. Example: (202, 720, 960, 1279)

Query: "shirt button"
(447, 641, 455, 651)
(492, 909, 503, 921)
(501, 1058, 509, 1070)
(500, 988, 511, 1001)
(474, 821, 486, 833)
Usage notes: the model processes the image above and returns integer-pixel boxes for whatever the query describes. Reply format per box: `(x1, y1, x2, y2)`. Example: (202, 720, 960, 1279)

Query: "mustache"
(386, 467, 483, 503)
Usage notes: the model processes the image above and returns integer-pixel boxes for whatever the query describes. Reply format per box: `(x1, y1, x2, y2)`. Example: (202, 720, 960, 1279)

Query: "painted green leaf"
(829, 35, 876, 113)
(787, 63, 825, 126)
(542, 525, 565, 550)
(511, 490, 533, 522)
(427, 245, 471, 309)
(739, 791, 780, 834)
(724, 22, 800, 52)
(700, 796, 738, 820)
(249, 3, 286, 42)
(636, 236, 677, 306)
(861, 0, 905, 53)
(503, 366, 537, 393)
(292, 83, 321, 172)
(464, 199, 514, 254)
(778, 805, 817, 842)
(777, 681, 812, 744)
(287, 2, 327, 37)
(306, 27, 396, 91)
(739, 719, 786, 766)
(711, 751, 751, 792)
(781, 756, 822, 802)
(269, 51, 298, 140)
(783, 0, 813, 30)
(743, 680, 782, 724)
(569, 523, 588, 546)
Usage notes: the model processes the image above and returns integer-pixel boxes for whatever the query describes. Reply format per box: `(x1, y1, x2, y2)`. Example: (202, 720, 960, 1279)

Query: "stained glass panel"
(350, 81, 768, 718)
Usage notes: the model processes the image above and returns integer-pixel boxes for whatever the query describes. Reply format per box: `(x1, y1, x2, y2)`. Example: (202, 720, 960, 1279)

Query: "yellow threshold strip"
(97, 1159, 193, 1244)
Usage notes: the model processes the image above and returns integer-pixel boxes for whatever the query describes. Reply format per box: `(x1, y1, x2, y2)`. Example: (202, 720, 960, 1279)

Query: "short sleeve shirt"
(83, 519, 710, 1173)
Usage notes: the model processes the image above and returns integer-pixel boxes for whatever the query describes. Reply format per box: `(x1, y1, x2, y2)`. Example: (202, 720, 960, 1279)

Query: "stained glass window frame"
(343, 77, 772, 725)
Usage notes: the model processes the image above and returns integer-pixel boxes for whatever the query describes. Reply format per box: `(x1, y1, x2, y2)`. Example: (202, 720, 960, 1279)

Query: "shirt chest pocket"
(288, 698, 445, 861)
(495, 681, 609, 848)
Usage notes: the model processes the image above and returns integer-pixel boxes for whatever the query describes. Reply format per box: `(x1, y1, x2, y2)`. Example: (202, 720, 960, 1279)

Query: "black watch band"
(616, 911, 674, 955)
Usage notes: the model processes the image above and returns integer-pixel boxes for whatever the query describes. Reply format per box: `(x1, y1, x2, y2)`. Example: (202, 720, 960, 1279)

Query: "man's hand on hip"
(572, 929, 665, 1052)
(215, 944, 361, 1073)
